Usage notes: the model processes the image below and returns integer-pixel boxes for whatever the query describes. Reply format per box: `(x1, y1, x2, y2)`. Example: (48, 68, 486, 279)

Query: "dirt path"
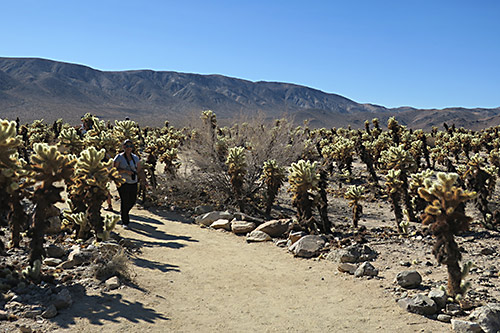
(50, 206, 449, 332)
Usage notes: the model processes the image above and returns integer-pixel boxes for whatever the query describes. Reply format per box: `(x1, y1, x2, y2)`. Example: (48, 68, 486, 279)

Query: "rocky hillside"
(0, 57, 498, 129)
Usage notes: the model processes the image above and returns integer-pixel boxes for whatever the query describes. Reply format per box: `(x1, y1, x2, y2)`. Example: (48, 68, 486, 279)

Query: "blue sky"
(1, 0, 499, 109)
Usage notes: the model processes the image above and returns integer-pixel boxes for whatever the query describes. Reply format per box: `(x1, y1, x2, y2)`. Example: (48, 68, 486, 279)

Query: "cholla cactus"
(344, 185, 365, 228)
(321, 136, 355, 175)
(98, 214, 120, 241)
(114, 119, 140, 143)
(260, 159, 286, 215)
(387, 116, 401, 145)
(29, 143, 76, 274)
(418, 172, 477, 297)
(385, 169, 404, 232)
(380, 144, 417, 222)
(58, 127, 85, 155)
(226, 146, 247, 211)
(409, 169, 434, 218)
(288, 160, 320, 232)
(69, 147, 124, 240)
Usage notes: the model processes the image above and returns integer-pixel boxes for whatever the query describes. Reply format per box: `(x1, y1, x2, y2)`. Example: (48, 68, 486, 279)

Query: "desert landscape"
(0, 111, 499, 333)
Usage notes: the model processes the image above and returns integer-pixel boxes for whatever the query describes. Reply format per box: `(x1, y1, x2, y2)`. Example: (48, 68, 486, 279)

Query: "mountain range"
(0, 57, 499, 130)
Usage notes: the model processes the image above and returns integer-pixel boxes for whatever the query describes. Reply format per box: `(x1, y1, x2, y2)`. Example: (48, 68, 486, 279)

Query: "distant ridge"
(0, 57, 498, 129)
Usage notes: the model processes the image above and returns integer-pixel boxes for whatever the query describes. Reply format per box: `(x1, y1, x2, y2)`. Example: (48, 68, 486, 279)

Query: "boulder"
(289, 235, 325, 258)
(195, 211, 234, 226)
(194, 205, 214, 215)
(231, 221, 256, 234)
(437, 314, 452, 323)
(354, 262, 379, 277)
(338, 263, 358, 274)
(105, 276, 120, 290)
(233, 212, 265, 225)
(396, 270, 422, 289)
(328, 244, 378, 263)
(45, 244, 66, 258)
(397, 294, 438, 315)
(428, 288, 448, 309)
(68, 248, 90, 266)
(41, 304, 57, 319)
(52, 288, 72, 310)
(210, 219, 232, 231)
(255, 219, 290, 238)
(469, 303, 500, 333)
(246, 230, 272, 242)
(451, 319, 483, 333)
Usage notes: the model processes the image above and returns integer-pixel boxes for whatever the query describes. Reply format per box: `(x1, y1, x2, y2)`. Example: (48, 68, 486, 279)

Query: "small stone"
(446, 303, 463, 316)
(246, 230, 272, 242)
(194, 205, 214, 215)
(437, 314, 452, 323)
(275, 239, 288, 247)
(481, 248, 495, 256)
(0, 310, 7, 320)
(19, 325, 32, 333)
(354, 262, 378, 277)
(23, 309, 42, 318)
(338, 263, 358, 274)
(58, 260, 76, 269)
(396, 270, 422, 289)
(451, 319, 483, 333)
(43, 258, 63, 267)
(52, 288, 72, 310)
(42, 304, 57, 319)
(288, 231, 306, 245)
(400, 261, 411, 267)
(105, 276, 120, 290)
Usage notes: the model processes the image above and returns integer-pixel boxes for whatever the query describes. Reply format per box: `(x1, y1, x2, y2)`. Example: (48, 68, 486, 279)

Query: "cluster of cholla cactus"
(226, 146, 247, 211)
(344, 185, 365, 228)
(260, 159, 286, 215)
(418, 172, 477, 297)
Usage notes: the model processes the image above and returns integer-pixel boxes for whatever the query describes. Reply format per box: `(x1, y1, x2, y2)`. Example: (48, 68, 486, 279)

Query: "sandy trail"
(51, 206, 448, 332)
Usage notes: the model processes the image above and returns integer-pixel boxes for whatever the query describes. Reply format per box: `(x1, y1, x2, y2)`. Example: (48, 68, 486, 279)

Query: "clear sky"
(1, 0, 499, 109)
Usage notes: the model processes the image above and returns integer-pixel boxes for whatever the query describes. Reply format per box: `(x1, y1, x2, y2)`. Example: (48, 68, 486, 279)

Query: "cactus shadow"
(125, 219, 199, 249)
(52, 284, 169, 328)
(131, 256, 180, 273)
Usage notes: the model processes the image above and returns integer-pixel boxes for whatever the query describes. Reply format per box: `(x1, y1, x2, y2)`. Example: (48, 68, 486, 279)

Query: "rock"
(105, 276, 120, 290)
(396, 270, 422, 289)
(338, 263, 358, 274)
(437, 314, 452, 323)
(45, 244, 66, 258)
(98, 242, 121, 253)
(330, 244, 378, 263)
(480, 248, 495, 255)
(58, 260, 76, 269)
(52, 288, 72, 310)
(43, 258, 62, 267)
(46, 216, 62, 234)
(23, 309, 42, 318)
(289, 235, 325, 258)
(246, 230, 272, 242)
(232, 212, 265, 225)
(231, 221, 256, 234)
(397, 294, 438, 315)
(288, 231, 307, 245)
(469, 303, 500, 333)
(451, 319, 483, 333)
(194, 205, 214, 215)
(255, 219, 290, 238)
(195, 211, 234, 226)
(210, 219, 232, 231)
(428, 288, 448, 308)
(0, 309, 7, 320)
(275, 239, 288, 247)
(42, 304, 57, 319)
(354, 262, 378, 277)
(19, 325, 32, 333)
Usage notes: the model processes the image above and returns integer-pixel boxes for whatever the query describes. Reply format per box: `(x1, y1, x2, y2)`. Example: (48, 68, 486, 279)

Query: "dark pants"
(117, 183, 138, 225)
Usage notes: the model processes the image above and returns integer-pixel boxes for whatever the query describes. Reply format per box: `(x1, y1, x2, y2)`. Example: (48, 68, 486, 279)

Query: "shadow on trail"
(127, 214, 199, 249)
(132, 256, 181, 273)
(53, 284, 169, 329)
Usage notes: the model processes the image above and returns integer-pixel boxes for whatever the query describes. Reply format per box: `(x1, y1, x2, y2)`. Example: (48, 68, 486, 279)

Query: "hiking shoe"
(123, 224, 130, 230)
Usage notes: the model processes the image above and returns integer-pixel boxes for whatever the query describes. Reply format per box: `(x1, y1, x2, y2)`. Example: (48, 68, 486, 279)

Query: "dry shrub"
(91, 246, 133, 282)
(158, 112, 313, 212)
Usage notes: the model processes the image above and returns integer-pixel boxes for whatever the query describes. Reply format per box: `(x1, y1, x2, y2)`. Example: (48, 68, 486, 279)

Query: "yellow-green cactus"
(288, 160, 319, 230)
(260, 159, 286, 214)
(345, 185, 365, 228)
(114, 119, 140, 143)
(58, 127, 85, 155)
(226, 146, 247, 211)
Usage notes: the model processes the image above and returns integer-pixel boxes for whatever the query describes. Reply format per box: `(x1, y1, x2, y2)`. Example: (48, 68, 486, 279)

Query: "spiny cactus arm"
(30, 143, 76, 184)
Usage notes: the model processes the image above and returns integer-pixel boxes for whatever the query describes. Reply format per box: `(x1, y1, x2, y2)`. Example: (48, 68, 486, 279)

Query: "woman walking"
(114, 139, 146, 229)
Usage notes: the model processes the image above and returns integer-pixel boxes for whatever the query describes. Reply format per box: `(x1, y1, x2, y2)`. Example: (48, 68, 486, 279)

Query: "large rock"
(232, 212, 265, 225)
(428, 288, 448, 309)
(246, 230, 272, 242)
(210, 219, 232, 231)
(231, 221, 256, 234)
(67, 247, 91, 266)
(354, 262, 378, 277)
(255, 219, 290, 238)
(46, 216, 62, 234)
(451, 319, 483, 333)
(396, 270, 422, 289)
(45, 244, 66, 258)
(195, 211, 234, 226)
(469, 303, 500, 333)
(194, 205, 214, 215)
(328, 244, 378, 263)
(289, 235, 325, 258)
(105, 276, 120, 290)
(338, 263, 358, 274)
(397, 294, 438, 315)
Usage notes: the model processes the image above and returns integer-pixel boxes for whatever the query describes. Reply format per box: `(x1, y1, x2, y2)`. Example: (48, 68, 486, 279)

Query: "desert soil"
(37, 205, 451, 333)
